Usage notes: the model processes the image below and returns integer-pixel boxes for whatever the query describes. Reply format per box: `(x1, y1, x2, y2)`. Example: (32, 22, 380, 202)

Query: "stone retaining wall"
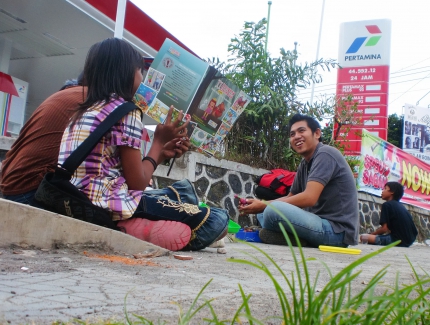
(1, 136, 429, 242)
(153, 151, 429, 242)
(151, 151, 266, 228)
(358, 191, 430, 243)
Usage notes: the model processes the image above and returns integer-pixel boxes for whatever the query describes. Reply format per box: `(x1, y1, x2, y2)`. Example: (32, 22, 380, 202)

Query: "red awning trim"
(0, 72, 18, 97)
(84, 0, 199, 58)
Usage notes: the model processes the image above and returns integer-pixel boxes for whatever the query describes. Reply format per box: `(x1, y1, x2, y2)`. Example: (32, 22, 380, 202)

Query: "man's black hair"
(288, 113, 323, 142)
(76, 71, 85, 86)
(59, 71, 85, 91)
(385, 181, 404, 201)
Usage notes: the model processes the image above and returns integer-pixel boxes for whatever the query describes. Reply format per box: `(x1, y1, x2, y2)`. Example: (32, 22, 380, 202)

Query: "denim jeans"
(4, 190, 37, 206)
(258, 201, 346, 248)
(133, 179, 229, 251)
(374, 234, 392, 246)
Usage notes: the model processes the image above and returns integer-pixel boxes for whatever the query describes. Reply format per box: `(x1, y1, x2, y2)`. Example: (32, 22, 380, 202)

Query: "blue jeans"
(133, 179, 229, 251)
(258, 201, 346, 248)
(4, 190, 37, 205)
(374, 234, 392, 246)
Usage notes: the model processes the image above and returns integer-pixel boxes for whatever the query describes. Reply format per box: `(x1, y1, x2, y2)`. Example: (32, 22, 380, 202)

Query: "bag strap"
(267, 174, 284, 189)
(275, 174, 286, 181)
(62, 101, 138, 173)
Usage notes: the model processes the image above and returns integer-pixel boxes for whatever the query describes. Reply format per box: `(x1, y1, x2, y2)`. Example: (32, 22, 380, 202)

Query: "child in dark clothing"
(360, 182, 418, 247)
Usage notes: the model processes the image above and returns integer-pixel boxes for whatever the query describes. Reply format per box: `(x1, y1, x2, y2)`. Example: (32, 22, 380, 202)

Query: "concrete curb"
(0, 199, 169, 255)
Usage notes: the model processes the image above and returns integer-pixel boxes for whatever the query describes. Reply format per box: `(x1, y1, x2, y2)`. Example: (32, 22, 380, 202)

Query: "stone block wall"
(152, 151, 266, 228)
(153, 151, 429, 242)
(1, 136, 429, 242)
(358, 192, 430, 243)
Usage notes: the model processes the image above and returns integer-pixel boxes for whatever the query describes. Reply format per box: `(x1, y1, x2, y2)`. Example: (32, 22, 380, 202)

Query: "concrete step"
(0, 198, 168, 256)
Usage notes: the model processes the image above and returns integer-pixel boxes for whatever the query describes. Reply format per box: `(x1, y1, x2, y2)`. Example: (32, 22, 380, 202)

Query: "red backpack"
(254, 169, 296, 200)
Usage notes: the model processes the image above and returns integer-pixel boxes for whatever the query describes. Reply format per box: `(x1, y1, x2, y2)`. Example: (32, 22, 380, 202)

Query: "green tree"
(208, 19, 337, 170)
(387, 113, 403, 148)
(321, 121, 333, 144)
(322, 112, 404, 148)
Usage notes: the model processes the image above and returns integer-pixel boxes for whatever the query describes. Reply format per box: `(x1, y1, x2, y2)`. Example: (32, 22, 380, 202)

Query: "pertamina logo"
(345, 25, 382, 62)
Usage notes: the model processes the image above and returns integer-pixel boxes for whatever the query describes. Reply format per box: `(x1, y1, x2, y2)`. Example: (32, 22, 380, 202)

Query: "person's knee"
(374, 235, 392, 246)
(264, 201, 286, 218)
(256, 213, 265, 227)
(265, 201, 295, 218)
(373, 236, 382, 245)
(262, 206, 279, 230)
(214, 228, 227, 242)
(262, 202, 291, 231)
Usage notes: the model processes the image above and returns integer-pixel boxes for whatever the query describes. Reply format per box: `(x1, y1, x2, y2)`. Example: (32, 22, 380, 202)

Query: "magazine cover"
(187, 73, 251, 136)
(190, 128, 209, 148)
(133, 83, 157, 114)
(201, 134, 223, 156)
(147, 39, 209, 111)
(133, 38, 252, 157)
(146, 99, 170, 124)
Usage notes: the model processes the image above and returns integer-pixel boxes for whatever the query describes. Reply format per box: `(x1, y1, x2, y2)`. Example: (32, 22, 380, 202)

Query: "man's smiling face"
(289, 120, 321, 161)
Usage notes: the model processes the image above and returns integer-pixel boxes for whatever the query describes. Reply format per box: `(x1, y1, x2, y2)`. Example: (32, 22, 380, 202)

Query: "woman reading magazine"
(58, 38, 228, 251)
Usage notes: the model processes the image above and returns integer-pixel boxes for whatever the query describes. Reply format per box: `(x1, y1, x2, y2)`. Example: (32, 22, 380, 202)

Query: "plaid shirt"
(58, 97, 144, 221)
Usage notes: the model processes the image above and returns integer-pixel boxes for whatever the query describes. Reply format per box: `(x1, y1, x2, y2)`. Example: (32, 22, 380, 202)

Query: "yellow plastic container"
(319, 245, 362, 255)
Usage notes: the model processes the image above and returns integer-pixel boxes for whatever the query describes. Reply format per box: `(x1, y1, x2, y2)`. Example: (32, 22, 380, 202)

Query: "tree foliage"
(321, 106, 404, 154)
(207, 19, 337, 170)
(387, 113, 403, 148)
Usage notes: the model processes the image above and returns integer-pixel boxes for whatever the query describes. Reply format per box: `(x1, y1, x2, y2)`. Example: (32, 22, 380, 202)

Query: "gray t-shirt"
(290, 143, 359, 245)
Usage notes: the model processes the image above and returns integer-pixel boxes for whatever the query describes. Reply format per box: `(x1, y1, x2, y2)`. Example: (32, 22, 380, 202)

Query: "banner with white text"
(402, 103, 430, 163)
(358, 129, 430, 210)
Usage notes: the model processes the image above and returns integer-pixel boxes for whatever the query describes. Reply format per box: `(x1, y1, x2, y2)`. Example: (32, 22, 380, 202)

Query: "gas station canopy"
(0, 0, 196, 119)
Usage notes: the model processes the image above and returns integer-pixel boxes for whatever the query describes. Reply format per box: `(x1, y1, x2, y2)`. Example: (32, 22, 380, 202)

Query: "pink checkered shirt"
(58, 97, 144, 221)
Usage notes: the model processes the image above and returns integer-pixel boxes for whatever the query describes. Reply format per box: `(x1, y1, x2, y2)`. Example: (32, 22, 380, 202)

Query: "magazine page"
(134, 38, 251, 156)
(187, 71, 251, 136)
(187, 71, 251, 155)
(140, 38, 209, 116)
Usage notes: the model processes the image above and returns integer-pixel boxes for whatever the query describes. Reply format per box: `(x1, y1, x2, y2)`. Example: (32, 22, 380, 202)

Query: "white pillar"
(309, 0, 326, 106)
(0, 39, 12, 73)
(114, 0, 127, 39)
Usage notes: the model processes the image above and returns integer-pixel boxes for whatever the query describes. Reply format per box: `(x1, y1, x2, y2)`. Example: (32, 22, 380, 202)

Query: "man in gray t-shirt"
(239, 114, 359, 247)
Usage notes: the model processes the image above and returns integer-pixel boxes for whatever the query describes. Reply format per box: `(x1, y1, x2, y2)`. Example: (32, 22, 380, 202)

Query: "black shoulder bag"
(34, 102, 138, 230)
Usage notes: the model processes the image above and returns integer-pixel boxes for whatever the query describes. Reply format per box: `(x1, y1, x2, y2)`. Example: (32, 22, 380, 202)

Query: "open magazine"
(133, 38, 251, 156)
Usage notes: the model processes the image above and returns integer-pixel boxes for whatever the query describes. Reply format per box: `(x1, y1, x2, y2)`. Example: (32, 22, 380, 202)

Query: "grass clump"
(227, 231, 430, 324)
(118, 225, 430, 324)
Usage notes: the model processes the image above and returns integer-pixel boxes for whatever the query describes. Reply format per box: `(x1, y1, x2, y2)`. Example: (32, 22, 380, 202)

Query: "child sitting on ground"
(360, 181, 418, 247)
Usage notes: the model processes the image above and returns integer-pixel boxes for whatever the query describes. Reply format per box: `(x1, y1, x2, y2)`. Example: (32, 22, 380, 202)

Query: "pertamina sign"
(339, 19, 391, 67)
(336, 19, 391, 155)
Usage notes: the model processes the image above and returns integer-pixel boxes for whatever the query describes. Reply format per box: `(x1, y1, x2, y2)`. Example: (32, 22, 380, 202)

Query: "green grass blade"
(178, 279, 214, 324)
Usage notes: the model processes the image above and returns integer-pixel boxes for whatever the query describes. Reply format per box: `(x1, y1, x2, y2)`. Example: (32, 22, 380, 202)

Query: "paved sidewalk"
(1, 199, 430, 324)
(2, 240, 430, 324)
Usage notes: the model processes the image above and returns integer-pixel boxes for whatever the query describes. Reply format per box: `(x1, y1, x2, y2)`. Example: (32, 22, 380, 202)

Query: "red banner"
(358, 130, 430, 211)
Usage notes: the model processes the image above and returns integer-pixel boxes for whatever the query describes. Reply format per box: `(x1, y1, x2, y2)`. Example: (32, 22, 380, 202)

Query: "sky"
(132, 0, 430, 117)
